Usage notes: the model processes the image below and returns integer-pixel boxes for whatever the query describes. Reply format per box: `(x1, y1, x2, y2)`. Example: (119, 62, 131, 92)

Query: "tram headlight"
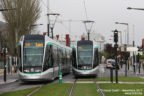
(24, 69, 29, 72)
(35, 70, 41, 72)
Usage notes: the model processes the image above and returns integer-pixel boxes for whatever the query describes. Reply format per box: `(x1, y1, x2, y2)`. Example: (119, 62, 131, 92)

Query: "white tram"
(72, 40, 99, 77)
(18, 35, 71, 81)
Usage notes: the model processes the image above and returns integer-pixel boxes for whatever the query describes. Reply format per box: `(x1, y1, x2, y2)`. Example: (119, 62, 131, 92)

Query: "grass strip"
(99, 83, 144, 96)
(78, 78, 94, 81)
(0, 87, 36, 96)
(32, 83, 72, 96)
(73, 83, 101, 96)
(78, 76, 144, 82)
(96, 76, 144, 82)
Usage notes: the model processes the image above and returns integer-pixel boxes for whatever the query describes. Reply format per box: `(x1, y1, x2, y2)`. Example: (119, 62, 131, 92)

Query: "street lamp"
(115, 22, 129, 45)
(0, 8, 16, 11)
(127, 7, 144, 11)
(119, 31, 122, 46)
(127, 7, 143, 73)
(30, 24, 43, 34)
(113, 30, 122, 46)
(47, 13, 60, 39)
(127, 7, 144, 46)
(31, 24, 43, 26)
(83, 20, 94, 40)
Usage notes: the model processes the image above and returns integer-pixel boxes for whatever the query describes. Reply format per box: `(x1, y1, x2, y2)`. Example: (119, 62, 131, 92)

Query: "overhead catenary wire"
(41, 0, 69, 35)
(83, 0, 88, 20)
(82, 0, 95, 40)
(41, 0, 53, 13)
(52, 19, 82, 35)
(41, 0, 87, 36)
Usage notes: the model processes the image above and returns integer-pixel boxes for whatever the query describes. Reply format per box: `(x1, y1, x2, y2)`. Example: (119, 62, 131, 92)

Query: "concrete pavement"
(119, 64, 144, 78)
(0, 73, 18, 85)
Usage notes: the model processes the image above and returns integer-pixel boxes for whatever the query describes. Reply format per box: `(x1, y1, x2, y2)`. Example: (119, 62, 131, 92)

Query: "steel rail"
(69, 79, 77, 96)
(26, 85, 44, 96)
(94, 79, 105, 96)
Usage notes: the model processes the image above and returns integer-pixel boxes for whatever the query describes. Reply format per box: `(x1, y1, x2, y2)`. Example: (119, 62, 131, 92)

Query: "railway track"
(26, 84, 45, 96)
(94, 79, 105, 96)
(68, 78, 105, 96)
(69, 79, 77, 96)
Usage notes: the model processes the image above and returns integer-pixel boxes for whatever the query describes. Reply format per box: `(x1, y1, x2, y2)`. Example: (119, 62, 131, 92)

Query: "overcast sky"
(1, 0, 144, 46)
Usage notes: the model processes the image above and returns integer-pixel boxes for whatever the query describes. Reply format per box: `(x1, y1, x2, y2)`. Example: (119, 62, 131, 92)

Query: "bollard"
(59, 72, 63, 83)
(125, 61, 127, 77)
(110, 68, 113, 83)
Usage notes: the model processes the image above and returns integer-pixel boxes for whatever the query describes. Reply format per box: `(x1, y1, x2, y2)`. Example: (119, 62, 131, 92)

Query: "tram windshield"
(23, 40, 44, 67)
(77, 44, 93, 65)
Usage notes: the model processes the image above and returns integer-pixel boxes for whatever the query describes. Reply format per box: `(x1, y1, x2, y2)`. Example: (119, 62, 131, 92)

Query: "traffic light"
(114, 29, 118, 43)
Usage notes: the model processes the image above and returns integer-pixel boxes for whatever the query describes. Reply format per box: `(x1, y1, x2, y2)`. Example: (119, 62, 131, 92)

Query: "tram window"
(53, 46, 57, 66)
(72, 48, 77, 68)
(23, 40, 44, 67)
(77, 45, 93, 65)
(43, 46, 49, 71)
(61, 49, 64, 65)
(68, 50, 70, 64)
(93, 48, 99, 67)
(55, 46, 58, 66)
(63, 49, 65, 65)
(57, 48, 60, 66)
(65, 50, 66, 65)
(68, 51, 70, 65)
(43, 45, 53, 71)
(18, 45, 22, 71)
(70, 51, 71, 63)
(49, 46, 53, 67)
(65, 50, 67, 65)
(59, 49, 63, 65)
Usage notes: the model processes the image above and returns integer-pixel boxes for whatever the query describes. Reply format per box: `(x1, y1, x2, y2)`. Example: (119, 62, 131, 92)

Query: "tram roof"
(19, 34, 71, 50)
(24, 34, 44, 41)
(73, 40, 99, 48)
(45, 35, 72, 50)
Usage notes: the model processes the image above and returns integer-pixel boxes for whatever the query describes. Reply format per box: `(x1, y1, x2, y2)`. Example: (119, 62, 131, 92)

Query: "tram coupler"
(59, 72, 63, 83)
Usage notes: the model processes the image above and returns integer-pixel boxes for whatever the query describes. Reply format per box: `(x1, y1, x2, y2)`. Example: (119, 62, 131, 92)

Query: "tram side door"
(50, 45, 55, 79)
(57, 48, 61, 74)
(53, 46, 58, 78)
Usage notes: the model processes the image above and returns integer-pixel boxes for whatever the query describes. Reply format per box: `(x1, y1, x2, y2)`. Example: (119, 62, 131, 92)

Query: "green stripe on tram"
(24, 73, 41, 74)
(95, 46, 99, 48)
(78, 69, 92, 71)
(47, 42, 54, 45)
(72, 46, 75, 49)
(18, 43, 21, 46)
(47, 42, 68, 50)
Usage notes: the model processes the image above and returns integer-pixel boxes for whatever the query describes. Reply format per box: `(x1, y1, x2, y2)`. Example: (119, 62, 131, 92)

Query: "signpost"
(127, 47, 138, 52)
(127, 47, 138, 73)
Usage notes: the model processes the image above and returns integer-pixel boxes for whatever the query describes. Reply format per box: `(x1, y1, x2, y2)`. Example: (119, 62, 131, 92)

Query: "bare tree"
(0, 0, 40, 56)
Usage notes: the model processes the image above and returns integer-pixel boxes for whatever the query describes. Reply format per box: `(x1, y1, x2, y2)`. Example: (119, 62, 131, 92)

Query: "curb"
(0, 79, 19, 85)
(64, 81, 144, 84)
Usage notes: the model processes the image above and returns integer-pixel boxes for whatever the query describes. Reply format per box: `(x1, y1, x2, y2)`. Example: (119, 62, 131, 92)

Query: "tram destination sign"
(25, 42, 43, 47)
